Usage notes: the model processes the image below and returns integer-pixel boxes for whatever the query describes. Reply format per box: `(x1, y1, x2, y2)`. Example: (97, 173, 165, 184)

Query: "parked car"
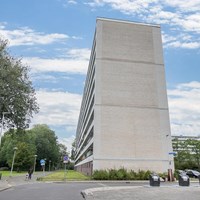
(178, 170, 185, 174)
(185, 170, 200, 178)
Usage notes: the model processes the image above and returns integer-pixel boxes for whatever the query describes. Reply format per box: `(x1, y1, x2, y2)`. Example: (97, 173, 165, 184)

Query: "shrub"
(117, 168, 129, 180)
(136, 170, 146, 180)
(108, 169, 118, 180)
(92, 168, 157, 180)
(92, 170, 109, 180)
(129, 170, 137, 180)
(67, 162, 74, 170)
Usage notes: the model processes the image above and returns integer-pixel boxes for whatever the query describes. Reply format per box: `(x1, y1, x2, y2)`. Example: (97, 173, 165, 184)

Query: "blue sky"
(1, 0, 200, 151)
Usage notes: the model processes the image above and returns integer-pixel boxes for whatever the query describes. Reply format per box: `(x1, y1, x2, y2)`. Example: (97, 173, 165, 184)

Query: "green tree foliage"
(29, 124, 60, 167)
(0, 39, 39, 129)
(173, 138, 200, 170)
(0, 124, 64, 171)
(0, 130, 36, 170)
(13, 142, 36, 171)
(70, 139, 76, 161)
(187, 139, 200, 171)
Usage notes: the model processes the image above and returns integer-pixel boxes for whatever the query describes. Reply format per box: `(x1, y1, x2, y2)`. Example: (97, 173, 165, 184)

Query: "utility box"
(149, 174, 160, 187)
(179, 174, 190, 186)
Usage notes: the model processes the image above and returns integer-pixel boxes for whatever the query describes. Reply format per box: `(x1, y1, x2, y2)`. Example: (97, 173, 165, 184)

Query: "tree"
(58, 143, 68, 169)
(0, 39, 39, 129)
(0, 124, 61, 170)
(70, 139, 76, 161)
(12, 142, 36, 171)
(30, 124, 60, 169)
(173, 138, 200, 170)
(186, 139, 200, 171)
(0, 130, 36, 171)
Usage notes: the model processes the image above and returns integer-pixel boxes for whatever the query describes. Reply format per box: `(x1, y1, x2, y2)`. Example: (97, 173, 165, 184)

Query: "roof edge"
(96, 17, 160, 28)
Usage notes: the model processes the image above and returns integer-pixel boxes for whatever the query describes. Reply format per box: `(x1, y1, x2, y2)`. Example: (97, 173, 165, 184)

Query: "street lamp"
(10, 147, 18, 176)
(49, 160, 51, 172)
(33, 154, 37, 173)
(0, 112, 10, 147)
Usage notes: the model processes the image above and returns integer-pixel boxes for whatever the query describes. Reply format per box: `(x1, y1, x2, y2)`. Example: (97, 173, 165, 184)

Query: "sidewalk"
(0, 172, 46, 192)
(82, 182, 200, 200)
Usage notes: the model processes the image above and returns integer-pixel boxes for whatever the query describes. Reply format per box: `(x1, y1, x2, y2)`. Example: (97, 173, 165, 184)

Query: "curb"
(0, 183, 12, 192)
(81, 186, 143, 199)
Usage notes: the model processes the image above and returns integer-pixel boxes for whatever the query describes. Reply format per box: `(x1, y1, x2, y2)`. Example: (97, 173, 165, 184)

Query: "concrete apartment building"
(75, 18, 174, 176)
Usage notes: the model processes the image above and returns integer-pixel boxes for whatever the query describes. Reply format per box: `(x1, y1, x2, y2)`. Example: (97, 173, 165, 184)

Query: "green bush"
(129, 170, 137, 180)
(92, 168, 154, 180)
(92, 170, 109, 180)
(135, 170, 151, 180)
(108, 169, 118, 180)
(67, 162, 74, 170)
(117, 168, 129, 180)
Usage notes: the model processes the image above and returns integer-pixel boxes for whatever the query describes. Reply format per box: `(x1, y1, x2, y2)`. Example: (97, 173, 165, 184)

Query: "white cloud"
(164, 0, 200, 12)
(23, 57, 88, 74)
(0, 22, 7, 29)
(68, 0, 77, 4)
(23, 48, 90, 74)
(162, 32, 200, 49)
(32, 89, 82, 151)
(0, 26, 69, 46)
(58, 135, 75, 154)
(66, 48, 91, 60)
(86, 0, 200, 49)
(168, 81, 200, 136)
(32, 89, 82, 128)
(31, 74, 72, 83)
(165, 41, 200, 49)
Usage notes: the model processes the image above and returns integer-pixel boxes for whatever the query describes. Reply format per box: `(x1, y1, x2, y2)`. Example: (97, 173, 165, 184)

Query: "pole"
(0, 113, 4, 147)
(10, 147, 18, 176)
(43, 165, 45, 176)
(33, 155, 37, 173)
(49, 160, 51, 172)
(64, 163, 67, 181)
(0, 112, 10, 147)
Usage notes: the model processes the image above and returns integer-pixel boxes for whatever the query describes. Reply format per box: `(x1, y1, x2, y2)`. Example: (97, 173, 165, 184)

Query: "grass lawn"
(39, 170, 90, 181)
(0, 171, 27, 177)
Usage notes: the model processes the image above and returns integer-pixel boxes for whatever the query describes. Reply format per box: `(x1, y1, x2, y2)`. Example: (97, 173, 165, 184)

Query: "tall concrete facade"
(75, 18, 174, 176)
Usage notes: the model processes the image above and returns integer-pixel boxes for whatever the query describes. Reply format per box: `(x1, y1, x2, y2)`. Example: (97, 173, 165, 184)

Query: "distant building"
(75, 18, 174, 176)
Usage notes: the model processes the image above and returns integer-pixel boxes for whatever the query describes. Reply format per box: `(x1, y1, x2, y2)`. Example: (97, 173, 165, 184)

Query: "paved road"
(1, 174, 200, 200)
(0, 182, 99, 200)
(0, 177, 149, 200)
(82, 182, 200, 200)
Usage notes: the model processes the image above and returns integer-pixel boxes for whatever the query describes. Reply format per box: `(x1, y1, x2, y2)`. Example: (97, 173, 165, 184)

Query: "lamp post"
(0, 112, 10, 147)
(33, 155, 37, 173)
(49, 160, 51, 172)
(10, 147, 18, 176)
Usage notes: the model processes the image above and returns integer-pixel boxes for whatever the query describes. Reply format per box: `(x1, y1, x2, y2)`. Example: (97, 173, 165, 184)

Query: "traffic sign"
(168, 152, 177, 156)
(63, 155, 68, 163)
(40, 159, 45, 166)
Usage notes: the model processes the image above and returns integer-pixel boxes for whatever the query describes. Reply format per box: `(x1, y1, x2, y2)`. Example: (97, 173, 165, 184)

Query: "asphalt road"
(0, 181, 149, 200)
(2, 180, 199, 200)
(0, 182, 95, 200)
